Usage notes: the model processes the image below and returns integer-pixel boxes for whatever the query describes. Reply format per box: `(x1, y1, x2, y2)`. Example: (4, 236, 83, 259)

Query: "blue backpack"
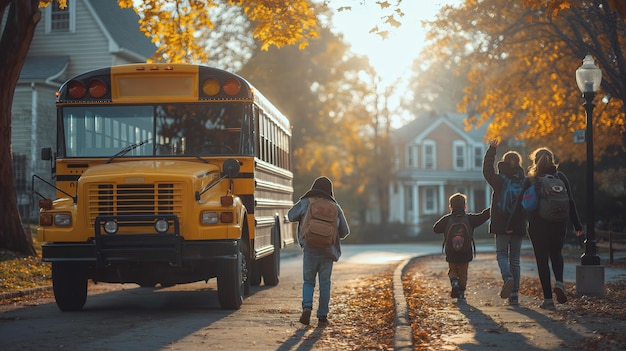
(494, 175, 524, 218)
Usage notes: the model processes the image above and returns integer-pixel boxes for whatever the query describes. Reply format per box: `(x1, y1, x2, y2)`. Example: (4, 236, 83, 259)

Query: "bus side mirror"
(41, 147, 56, 179)
(41, 147, 52, 160)
(222, 158, 240, 178)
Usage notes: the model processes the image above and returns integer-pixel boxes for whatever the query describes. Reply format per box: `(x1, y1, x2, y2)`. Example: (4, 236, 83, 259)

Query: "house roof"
(19, 56, 70, 82)
(19, 1, 155, 82)
(87, 0, 156, 59)
(393, 111, 488, 144)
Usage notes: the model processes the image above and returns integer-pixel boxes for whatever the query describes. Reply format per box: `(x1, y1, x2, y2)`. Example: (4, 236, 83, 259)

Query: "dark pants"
(528, 219, 567, 299)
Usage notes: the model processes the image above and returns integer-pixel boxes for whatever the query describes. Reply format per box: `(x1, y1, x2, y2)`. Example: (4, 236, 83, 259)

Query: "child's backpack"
(443, 214, 474, 256)
(301, 198, 338, 248)
(494, 174, 524, 218)
(535, 174, 570, 222)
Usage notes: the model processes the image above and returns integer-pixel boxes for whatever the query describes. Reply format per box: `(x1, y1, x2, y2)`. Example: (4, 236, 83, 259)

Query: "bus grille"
(87, 183, 183, 228)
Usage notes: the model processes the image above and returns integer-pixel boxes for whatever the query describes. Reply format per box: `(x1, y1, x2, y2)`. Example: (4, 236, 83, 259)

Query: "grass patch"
(0, 234, 52, 293)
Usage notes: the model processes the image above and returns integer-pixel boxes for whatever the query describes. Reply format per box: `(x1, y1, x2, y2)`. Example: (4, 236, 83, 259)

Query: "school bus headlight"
(104, 220, 119, 234)
(221, 212, 234, 223)
(54, 213, 72, 227)
(202, 78, 220, 96)
(40, 214, 53, 226)
(201, 211, 219, 225)
(154, 219, 169, 233)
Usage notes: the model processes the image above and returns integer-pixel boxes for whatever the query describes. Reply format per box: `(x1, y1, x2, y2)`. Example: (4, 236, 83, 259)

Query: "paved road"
(2, 242, 622, 351)
(0, 243, 431, 351)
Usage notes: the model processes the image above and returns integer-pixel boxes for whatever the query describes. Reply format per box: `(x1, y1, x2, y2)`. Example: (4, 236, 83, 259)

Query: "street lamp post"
(576, 55, 602, 266)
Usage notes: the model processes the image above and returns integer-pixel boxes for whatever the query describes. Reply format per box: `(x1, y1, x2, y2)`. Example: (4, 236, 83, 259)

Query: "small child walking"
(433, 193, 490, 301)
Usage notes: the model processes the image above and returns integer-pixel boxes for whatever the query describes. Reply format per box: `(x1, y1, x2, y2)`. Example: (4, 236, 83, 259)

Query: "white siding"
(29, 2, 137, 82)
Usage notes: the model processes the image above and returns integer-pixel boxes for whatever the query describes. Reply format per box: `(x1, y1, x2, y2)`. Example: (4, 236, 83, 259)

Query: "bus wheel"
(51, 262, 88, 311)
(261, 224, 280, 286)
(217, 242, 245, 309)
(249, 259, 262, 286)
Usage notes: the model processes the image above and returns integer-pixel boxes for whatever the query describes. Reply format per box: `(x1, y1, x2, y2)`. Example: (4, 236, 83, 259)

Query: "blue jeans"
(496, 234, 523, 294)
(302, 250, 333, 318)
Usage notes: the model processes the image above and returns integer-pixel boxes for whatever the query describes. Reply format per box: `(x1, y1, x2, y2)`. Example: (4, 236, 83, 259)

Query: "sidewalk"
(394, 252, 626, 350)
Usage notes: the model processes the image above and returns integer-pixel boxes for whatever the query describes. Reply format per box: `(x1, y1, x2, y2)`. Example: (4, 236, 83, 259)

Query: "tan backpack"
(301, 198, 338, 247)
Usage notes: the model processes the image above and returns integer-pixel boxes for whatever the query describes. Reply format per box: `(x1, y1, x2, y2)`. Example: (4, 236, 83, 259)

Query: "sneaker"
(500, 278, 514, 298)
(554, 281, 567, 304)
(318, 317, 328, 326)
(540, 299, 556, 311)
(457, 290, 466, 301)
(508, 293, 519, 306)
(299, 308, 312, 325)
(450, 279, 460, 298)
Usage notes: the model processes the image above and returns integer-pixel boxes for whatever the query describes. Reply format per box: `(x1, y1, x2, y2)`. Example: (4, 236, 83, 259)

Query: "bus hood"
(80, 160, 222, 185)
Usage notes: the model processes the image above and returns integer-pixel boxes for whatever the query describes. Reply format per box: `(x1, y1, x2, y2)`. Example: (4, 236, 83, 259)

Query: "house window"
(474, 146, 483, 169)
(406, 144, 417, 168)
(453, 141, 466, 170)
(47, 0, 75, 33)
(423, 187, 437, 214)
(423, 140, 435, 169)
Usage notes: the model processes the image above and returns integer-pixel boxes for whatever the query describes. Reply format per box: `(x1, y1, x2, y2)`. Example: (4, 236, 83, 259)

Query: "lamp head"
(576, 55, 602, 93)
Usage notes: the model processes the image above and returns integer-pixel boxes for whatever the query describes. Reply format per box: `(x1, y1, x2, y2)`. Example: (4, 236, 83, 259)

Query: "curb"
(0, 285, 52, 301)
(393, 257, 414, 350)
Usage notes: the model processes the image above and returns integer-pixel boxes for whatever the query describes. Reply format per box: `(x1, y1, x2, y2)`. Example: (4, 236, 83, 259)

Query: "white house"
(11, 0, 156, 219)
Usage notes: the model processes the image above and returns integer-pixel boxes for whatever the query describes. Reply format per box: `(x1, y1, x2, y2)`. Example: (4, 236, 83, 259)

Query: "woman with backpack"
(516, 147, 584, 310)
(483, 139, 527, 305)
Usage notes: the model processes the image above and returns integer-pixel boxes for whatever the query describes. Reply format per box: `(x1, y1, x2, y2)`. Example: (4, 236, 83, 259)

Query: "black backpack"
(443, 214, 474, 256)
(536, 174, 570, 222)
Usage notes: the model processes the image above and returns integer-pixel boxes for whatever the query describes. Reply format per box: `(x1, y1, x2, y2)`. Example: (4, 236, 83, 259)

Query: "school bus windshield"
(60, 103, 253, 158)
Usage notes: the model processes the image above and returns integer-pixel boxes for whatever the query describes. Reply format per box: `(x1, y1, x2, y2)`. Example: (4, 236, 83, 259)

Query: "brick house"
(388, 112, 490, 236)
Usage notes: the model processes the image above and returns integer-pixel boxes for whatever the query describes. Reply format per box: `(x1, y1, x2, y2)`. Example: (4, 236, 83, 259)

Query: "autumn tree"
(0, 0, 320, 256)
(412, 0, 625, 164)
(238, 24, 381, 225)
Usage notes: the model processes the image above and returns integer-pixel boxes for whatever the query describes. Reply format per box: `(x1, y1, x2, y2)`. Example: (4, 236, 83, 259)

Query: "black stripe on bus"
(57, 175, 81, 181)
(234, 172, 254, 179)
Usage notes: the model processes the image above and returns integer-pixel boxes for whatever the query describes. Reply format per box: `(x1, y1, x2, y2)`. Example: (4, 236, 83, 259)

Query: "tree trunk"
(0, 1, 42, 256)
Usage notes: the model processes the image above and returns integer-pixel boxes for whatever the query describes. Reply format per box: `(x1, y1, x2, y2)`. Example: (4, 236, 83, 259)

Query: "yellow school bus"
(36, 63, 295, 311)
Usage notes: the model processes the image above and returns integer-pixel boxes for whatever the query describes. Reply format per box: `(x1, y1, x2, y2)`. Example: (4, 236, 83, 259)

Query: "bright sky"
(327, 1, 462, 86)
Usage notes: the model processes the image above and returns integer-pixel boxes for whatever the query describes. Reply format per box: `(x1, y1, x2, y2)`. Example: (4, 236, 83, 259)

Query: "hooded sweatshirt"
(482, 145, 527, 236)
(287, 176, 350, 261)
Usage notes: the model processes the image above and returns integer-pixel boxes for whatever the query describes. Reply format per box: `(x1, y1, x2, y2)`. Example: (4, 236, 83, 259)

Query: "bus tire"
(217, 241, 245, 310)
(51, 261, 88, 312)
(249, 259, 262, 286)
(261, 223, 280, 286)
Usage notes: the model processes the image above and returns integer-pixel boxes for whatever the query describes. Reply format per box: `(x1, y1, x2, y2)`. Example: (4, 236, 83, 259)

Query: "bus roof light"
(223, 78, 241, 96)
(89, 79, 108, 98)
(202, 78, 220, 96)
(68, 80, 87, 99)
